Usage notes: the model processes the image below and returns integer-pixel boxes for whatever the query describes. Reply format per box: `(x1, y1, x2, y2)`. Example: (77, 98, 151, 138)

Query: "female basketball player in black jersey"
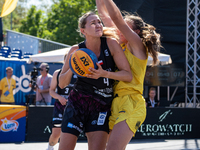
(58, 12, 132, 150)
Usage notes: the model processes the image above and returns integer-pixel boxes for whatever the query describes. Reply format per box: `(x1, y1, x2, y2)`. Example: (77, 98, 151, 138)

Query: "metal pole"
(11, 13, 12, 30)
(167, 86, 170, 101)
(193, 0, 198, 108)
(185, 0, 189, 108)
(157, 86, 160, 101)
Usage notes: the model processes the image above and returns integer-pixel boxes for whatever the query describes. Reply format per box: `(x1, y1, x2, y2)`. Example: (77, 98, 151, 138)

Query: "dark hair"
(124, 13, 161, 65)
(40, 63, 49, 73)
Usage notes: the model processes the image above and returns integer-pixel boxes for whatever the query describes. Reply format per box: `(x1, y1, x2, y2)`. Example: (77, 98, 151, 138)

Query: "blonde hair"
(6, 67, 13, 72)
(77, 11, 118, 40)
(124, 13, 161, 65)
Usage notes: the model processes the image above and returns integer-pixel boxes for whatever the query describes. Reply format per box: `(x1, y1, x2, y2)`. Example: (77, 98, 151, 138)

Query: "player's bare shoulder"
(106, 37, 121, 55)
(69, 45, 79, 55)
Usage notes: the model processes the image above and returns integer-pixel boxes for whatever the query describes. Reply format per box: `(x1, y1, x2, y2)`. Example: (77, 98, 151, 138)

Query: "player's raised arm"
(103, 0, 145, 54)
(96, 0, 115, 27)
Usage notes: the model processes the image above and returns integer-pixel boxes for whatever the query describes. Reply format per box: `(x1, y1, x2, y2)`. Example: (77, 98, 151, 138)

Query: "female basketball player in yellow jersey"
(89, 0, 162, 149)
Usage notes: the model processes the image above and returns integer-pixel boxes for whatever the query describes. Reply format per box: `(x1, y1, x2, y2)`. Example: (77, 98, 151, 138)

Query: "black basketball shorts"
(52, 100, 66, 128)
(61, 90, 111, 137)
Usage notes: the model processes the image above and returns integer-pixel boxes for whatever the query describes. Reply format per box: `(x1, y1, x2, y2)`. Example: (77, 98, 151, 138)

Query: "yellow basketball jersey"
(114, 44, 148, 96)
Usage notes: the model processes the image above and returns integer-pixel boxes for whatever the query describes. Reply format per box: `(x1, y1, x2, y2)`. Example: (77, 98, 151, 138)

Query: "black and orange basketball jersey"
(56, 69, 77, 100)
(75, 37, 115, 105)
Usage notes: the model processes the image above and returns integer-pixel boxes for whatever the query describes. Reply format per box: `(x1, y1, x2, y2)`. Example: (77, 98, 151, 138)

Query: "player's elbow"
(127, 73, 133, 82)
(125, 71, 133, 82)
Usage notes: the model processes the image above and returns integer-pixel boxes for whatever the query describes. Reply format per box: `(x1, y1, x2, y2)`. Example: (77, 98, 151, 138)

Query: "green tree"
(46, 0, 96, 45)
(18, 0, 96, 45)
(19, 5, 46, 37)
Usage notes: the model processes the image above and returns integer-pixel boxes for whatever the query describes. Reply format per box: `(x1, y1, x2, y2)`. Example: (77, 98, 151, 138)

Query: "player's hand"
(58, 96, 68, 106)
(87, 63, 105, 79)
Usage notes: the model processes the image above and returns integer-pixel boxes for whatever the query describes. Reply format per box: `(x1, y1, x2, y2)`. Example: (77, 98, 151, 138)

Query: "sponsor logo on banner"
(43, 126, 51, 133)
(158, 109, 172, 122)
(137, 109, 193, 137)
(12, 65, 31, 95)
(0, 118, 19, 132)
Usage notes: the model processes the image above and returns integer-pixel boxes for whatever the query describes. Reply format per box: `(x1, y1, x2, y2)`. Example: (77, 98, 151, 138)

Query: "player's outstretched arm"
(103, 0, 144, 52)
(96, 0, 115, 27)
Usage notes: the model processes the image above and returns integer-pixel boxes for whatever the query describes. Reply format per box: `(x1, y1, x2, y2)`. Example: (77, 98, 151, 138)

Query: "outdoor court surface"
(0, 139, 200, 150)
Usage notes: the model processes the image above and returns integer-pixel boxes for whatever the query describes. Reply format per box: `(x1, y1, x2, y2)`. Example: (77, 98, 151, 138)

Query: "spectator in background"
(145, 87, 160, 107)
(35, 63, 52, 105)
(0, 67, 16, 104)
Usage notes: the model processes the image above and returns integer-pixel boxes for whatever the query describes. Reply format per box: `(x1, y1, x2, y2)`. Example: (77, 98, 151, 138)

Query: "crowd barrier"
(26, 106, 54, 142)
(0, 105, 26, 143)
(1, 106, 199, 143)
(135, 108, 200, 139)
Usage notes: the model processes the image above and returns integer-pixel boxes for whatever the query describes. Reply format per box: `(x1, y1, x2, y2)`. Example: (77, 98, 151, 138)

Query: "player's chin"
(95, 31, 103, 37)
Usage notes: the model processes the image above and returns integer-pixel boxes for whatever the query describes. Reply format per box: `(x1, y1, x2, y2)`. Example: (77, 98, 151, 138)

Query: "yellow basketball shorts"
(109, 94, 146, 136)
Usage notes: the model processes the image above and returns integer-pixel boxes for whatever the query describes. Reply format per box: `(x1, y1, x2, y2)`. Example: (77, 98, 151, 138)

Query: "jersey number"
(65, 88, 69, 94)
(103, 78, 109, 86)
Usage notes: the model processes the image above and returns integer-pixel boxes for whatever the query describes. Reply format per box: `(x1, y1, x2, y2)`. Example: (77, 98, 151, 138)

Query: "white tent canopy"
(147, 52, 172, 66)
(28, 47, 71, 64)
(28, 47, 172, 65)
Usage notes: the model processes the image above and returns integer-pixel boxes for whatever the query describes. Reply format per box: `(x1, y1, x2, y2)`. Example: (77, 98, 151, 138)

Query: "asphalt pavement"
(0, 139, 200, 150)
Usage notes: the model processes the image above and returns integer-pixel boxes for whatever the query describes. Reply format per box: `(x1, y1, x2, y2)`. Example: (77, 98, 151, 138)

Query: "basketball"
(69, 48, 98, 77)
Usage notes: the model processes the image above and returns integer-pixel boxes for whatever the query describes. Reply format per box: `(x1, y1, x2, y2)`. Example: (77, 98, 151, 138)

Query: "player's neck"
(85, 39, 101, 57)
(85, 39, 101, 51)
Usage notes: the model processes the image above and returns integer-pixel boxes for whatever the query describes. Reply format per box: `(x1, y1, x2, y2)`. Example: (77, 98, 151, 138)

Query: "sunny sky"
(27, 0, 53, 9)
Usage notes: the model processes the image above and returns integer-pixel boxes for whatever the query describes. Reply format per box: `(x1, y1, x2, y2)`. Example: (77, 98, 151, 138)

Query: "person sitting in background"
(145, 87, 160, 107)
(0, 67, 16, 105)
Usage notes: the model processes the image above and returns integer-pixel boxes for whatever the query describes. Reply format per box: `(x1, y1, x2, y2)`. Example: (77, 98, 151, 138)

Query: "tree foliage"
(19, 5, 46, 37)
(46, 0, 96, 45)
(2, 0, 96, 45)
(19, 0, 96, 45)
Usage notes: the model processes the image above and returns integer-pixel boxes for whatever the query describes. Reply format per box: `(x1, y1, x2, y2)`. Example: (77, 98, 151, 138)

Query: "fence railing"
(6, 30, 70, 55)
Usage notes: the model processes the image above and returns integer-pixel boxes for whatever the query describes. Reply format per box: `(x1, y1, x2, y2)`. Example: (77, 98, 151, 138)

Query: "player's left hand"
(58, 96, 68, 106)
(86, 63, 105, 79)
